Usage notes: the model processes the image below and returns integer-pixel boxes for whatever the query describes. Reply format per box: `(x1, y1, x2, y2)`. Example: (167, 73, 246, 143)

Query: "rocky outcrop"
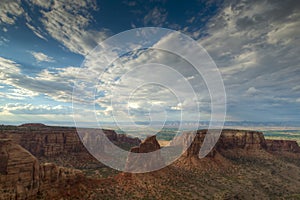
(125, 135, 164, 172)
(116, 129, 300, 173)
(125, 130, 300, 172)
(0, 139, 39, 200)
(266, 139, 300, 153)
(19, 123, 46, 127)
(0, 139, 92, 200)
(117, 134, 141, 147)
(0, 125, 141, 158)
(217, 129, 267, 150)
(133, 135, 161, 153)
(38, 163, 88, 199)
(180, 130, 216, 158)
(0, 126, 87, 157)
(178, 129, 267, 159)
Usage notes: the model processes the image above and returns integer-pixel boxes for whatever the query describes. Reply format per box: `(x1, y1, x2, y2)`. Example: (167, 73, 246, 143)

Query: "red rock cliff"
(266, 139, 300, 153)
(125, 135, 164, 172)
(0, 125, 140, 158)
(0, 139, 93, 200)
(178, 129, 267, 158)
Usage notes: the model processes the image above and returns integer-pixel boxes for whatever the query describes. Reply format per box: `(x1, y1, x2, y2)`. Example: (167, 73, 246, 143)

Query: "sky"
(0, 0, 300, 126)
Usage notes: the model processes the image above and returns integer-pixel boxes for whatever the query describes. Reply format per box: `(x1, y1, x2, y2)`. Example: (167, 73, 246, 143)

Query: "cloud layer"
(198, 0, 300, 121)
(0, 0, 299, 124)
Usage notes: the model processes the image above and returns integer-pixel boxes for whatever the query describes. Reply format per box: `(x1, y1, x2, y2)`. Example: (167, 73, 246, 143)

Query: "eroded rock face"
(38, 163, 86, 199)
(125, 135, 164, 172)
(138, 135, 161, 153)
(179, 129, 267, 158)
(181, 130, 206, 158)
(0, 125, 141, 158)
(117, 134, 141, 147)
(0, 139, 90, 200)
(0, 126, 86, 157)
(217, 130, 267, 150)
(0, 139, 40, 200)
(125, 130, 278, 171)
(266, 139, 300, 153)
(125, 130, 300, 173)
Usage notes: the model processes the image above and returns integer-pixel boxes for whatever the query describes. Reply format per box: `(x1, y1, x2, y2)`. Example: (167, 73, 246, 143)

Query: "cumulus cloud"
(31, 52, 54, 63)
(200, 0, 300, 73)
(75, 29, 221, 125)
(0, 56, 79, 102)
(0, 88, 38, 100)
(29, 0, 52, 9)
(39, 0, 108, 55)
(197, 0, 300, 121)
(1, 0, 299, 123)
(0, 0, 109, 55)
(0, 0, 24, 24)
(143, 7, 168, 26)
(26, 23, 48, 41)
(0, 103, 71, 115)
(245, 87, 260, 96)
(0, 57, 21, 75)
(0, 103, 74, 124)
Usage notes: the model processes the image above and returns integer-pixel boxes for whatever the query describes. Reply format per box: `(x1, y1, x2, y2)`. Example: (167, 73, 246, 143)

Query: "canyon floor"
(1, 124, 300, 199)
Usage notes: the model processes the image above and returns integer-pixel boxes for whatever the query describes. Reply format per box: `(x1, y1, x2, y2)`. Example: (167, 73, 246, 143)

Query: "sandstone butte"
(0, 124, 300, 199)
(0, 139, 93, 199)
(124, 129, 300, 172)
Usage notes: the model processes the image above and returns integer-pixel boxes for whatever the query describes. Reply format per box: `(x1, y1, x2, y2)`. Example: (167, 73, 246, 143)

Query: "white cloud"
(30, 52, 54, 63)
(0, 57, 21, 75)
(1, 0, 109, 55)
(26, 23, 47, 41)
(0, 0, 24, 24)
(0, 36, 9, 46)
(267, 12, 300, 46)
(29, 0, 52, 9)
(39, 0, 108, 55)
(196, 0, 300, 121)
(0, 103, 71, 115)
(170, 103, 182, 111)
(1, 0, 299, 123)
(0, 56, 79, 102)
(77, 30, 218, 123)
(245, 87, 259, 96)
(0, 103, 74, 124)
(199, 0, 300, 73)
(0, 88, 38, 100)
(143, 7, 168, 26)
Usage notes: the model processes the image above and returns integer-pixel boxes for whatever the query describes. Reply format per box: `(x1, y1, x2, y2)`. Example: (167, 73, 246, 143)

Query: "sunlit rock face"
(216, 130, 267, 150)
(175, 129, 267, 159)
(0, 125, 141, 158)
(0, 139, 90, 200)
(124, 130, 279, 172)
(0, 139, 40, 199)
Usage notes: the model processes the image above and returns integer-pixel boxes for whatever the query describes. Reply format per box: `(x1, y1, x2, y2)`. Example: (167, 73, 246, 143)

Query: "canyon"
(1, 124, 300, 199)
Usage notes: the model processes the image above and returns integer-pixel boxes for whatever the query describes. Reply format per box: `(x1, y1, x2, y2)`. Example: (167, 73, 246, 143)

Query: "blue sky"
(0, 0, 300, 125)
